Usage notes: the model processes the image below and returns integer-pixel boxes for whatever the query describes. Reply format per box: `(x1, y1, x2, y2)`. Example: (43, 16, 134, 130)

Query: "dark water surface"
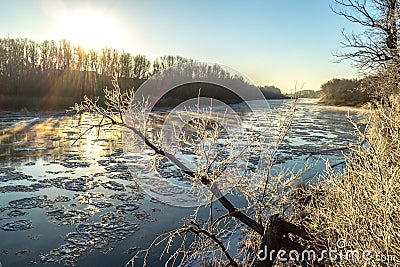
(0, 99, 361, 266)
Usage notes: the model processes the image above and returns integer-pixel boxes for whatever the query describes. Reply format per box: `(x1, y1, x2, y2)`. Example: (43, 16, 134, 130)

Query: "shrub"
(291, 94, 400, 266)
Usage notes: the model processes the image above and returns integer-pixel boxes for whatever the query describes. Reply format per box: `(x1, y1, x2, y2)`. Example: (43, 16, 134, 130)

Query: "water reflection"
(0, 112, 123, 163)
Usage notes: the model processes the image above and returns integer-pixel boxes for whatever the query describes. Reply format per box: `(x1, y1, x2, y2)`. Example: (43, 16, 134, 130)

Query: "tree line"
(0, 37, 286, 110)
(318, 78, 366, 106)
(317, 73, 396, 106)
(0, 37, 196, 109)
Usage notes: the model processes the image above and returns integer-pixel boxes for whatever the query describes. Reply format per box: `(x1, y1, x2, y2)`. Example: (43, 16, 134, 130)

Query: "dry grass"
(290, 94, 400, 266)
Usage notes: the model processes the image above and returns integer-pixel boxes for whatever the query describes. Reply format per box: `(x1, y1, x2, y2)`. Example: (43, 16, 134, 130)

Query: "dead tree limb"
(253, 214, 309, 267)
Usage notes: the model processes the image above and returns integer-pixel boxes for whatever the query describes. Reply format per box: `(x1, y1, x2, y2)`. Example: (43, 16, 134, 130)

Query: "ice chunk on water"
(9, 196, 45, 209)
(1, 219, 33, 231)
(115, 203, 139, 211)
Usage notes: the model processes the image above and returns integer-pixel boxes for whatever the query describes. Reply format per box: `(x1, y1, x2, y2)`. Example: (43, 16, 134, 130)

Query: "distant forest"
(0, 37, 287, 110)
(318, 78, 372, 106)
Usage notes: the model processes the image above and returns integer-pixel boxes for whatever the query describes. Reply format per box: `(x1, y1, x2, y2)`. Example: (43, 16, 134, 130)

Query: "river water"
(0, 99, 361, 267)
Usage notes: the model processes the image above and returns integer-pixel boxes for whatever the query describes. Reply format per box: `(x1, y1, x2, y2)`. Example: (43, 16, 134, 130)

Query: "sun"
(56, 8, 123, 50)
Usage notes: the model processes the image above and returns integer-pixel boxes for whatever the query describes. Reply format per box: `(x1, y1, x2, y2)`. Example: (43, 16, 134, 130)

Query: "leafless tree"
(71, 79, 310, 267)
(133, 55, 151, 79)
(333, 0, 400, 72)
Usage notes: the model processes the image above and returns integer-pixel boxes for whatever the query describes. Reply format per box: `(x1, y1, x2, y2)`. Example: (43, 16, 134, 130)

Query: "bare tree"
(132, 55, 151, 79)
(119, 51, 133, 78)
(333, 0, 400, 72)
(71, 77, 310, 267)
(152, 55, 193, 74)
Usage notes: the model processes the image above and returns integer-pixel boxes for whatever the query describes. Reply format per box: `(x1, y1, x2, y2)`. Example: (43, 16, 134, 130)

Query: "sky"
(0, 0, 364, 93)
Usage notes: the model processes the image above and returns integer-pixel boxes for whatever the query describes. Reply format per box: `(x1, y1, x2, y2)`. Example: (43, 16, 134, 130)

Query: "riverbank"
(296, 97, 367, 110)
(0, 95, 79, 112)
(0, 93, 290, 112)
(292, 94, 400, 266)
(317, 97, 368, 107)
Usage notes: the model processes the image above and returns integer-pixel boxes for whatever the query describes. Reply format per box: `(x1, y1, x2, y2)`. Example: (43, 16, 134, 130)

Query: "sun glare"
(56, 9, 123, 51)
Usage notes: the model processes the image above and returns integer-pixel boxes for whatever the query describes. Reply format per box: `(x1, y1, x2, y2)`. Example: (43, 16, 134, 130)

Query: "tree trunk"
(253, 215, 308, 267)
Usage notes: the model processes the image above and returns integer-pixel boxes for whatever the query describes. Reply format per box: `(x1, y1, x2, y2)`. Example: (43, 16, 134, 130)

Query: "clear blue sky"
(0, 0, 363, 92)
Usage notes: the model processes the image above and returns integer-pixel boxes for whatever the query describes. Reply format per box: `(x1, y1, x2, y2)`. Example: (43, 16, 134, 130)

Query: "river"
(0, 99, 361, 267)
